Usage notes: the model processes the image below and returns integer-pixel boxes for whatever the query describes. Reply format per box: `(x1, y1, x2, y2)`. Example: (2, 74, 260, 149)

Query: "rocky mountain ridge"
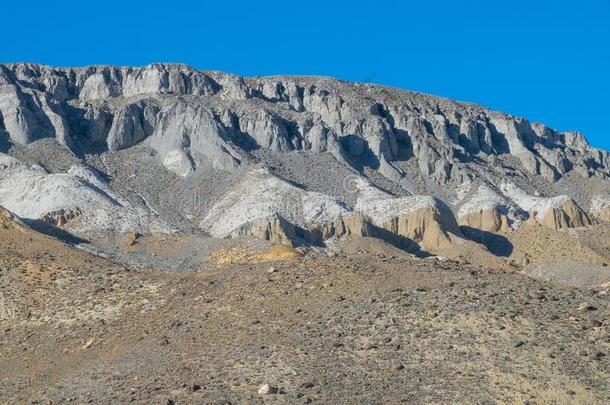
(1, 63, 609, 255)
(2, 64, 610, 405)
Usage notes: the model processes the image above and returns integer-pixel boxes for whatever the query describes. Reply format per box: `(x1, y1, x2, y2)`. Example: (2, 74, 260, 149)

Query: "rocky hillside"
(1, 63, 609, 253)
(1, 214, 608, 404)
(1, 63, 610, 404)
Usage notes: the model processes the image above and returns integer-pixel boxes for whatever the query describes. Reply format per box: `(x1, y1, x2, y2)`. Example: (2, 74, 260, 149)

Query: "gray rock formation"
(1, 63, 607, 185)
(0, 62, 608, 251)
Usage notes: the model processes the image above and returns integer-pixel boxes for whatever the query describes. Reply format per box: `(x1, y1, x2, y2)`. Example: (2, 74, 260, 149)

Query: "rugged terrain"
(1, 63, 610, 403)
(1, 213, 609, 404)
(1, 62, 609, 251)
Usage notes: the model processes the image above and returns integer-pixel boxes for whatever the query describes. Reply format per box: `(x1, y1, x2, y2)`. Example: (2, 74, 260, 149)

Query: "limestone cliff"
(0, 63, 608, 252)
(0, 63, 607, 187)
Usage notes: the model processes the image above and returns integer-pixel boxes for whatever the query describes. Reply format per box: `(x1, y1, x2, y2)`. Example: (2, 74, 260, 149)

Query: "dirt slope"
(1, 222, 608, 404)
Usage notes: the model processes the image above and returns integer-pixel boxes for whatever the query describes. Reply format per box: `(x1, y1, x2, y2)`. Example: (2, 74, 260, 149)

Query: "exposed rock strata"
(459, 208, 510, 233)
(0, 63, 608, 250)
(40, 208, 82, 227)
(0, 63, 607, 187)
(206, 170, 463, 253)
(539, 198, 592, 230)
(0, 153, 173, 238)
(499, 182, 593, 230)
(591, 197, 610, 222)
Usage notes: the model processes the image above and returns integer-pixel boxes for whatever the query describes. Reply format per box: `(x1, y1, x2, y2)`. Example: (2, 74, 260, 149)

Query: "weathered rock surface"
(353, 180, 463, 252)
(539, 197, 592, 230)
(459, 208, 510, 233)
(0, 63, 608, 250)
(200, 167, 351, 238)
(0, 63, 607, 187)
(0, 206, 27, 230)
(456, 182, 593, 232)
(201, 168, 465, 254)
(591, 196, 610, 222)
(0, 153, 173, 238)
(457, 184, 522, 231)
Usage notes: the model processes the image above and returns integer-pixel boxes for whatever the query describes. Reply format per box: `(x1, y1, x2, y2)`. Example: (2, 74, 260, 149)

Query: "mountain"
(1, 201, 608, 403)
(0, 62, 609, 255)
(1, 63, 610, 403)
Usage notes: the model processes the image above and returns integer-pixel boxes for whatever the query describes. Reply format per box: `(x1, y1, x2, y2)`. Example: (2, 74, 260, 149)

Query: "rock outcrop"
(591, 196, 610, 222)
(0, 63, 608, 190)
(203, 169, 463, 253)
(538, 198, 592, 230)
(229, 214, 301, 246)
(457, 184, 522, 232)
(200, 167, 351, 238)
(325, 214, 373, 239)
(0, 206, 27, 231)
(499, 182, 592, 230)
(380, 207, 458, 252)
(0, 63, 608, 252)
(351, 180, 463, 252)
(0, 153, 173, 238)
(40, 207, 82, 227)
(459, 208, 510, 233)
(455, 181, 597, 233)
(228, 213, 374, 247)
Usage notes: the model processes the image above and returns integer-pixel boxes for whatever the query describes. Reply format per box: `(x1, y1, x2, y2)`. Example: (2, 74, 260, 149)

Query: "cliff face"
(0, 63, 608, 250)
(459, 208, 510, 234)
(591, 197, 610, 222)
(1, 63, 607, 185)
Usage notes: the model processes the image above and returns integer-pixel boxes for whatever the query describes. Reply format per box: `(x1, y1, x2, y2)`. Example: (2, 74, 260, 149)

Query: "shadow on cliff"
(368, 224, 432, 258)
(27, 220, 90, 245)
(460, 226, 513, 257)
(0, 111, 11, 153)
(339, 135, 381, 172)
(0, 133, 11, 153)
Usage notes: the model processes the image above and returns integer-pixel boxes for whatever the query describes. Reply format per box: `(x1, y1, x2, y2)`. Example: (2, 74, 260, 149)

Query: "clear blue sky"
(2, 0, 608, 150)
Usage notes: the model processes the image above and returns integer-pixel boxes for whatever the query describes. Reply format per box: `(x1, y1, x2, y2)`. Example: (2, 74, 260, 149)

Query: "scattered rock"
(258, 383, 277, 395)
(83, 338, 95, 349)
(124, 231, 142, 248)
(362, 342, 378, 350)
(299, 381, 316, 389)
(189, 384, 202, 392)
(578, 303, 598, 311)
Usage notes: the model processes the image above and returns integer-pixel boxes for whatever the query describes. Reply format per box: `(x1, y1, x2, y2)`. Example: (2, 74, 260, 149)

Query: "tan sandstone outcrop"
(380, 206, 462, 253)
(322, 214, 372, 239)
(593, 208, 610, 222)
(229, 207, 463, 255)
(458, 208, 510, 233)
(0, 207, 26, 231)
(40, 208, 82, 227)
(231, 213, 374, 247)
(230, 214, 298, 246)
(540, 199, 592, 230)
(591, 198, 610, 222)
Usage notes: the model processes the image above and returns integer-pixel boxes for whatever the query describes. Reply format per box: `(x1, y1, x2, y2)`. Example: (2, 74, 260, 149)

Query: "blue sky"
(2, 0, 608, 150)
